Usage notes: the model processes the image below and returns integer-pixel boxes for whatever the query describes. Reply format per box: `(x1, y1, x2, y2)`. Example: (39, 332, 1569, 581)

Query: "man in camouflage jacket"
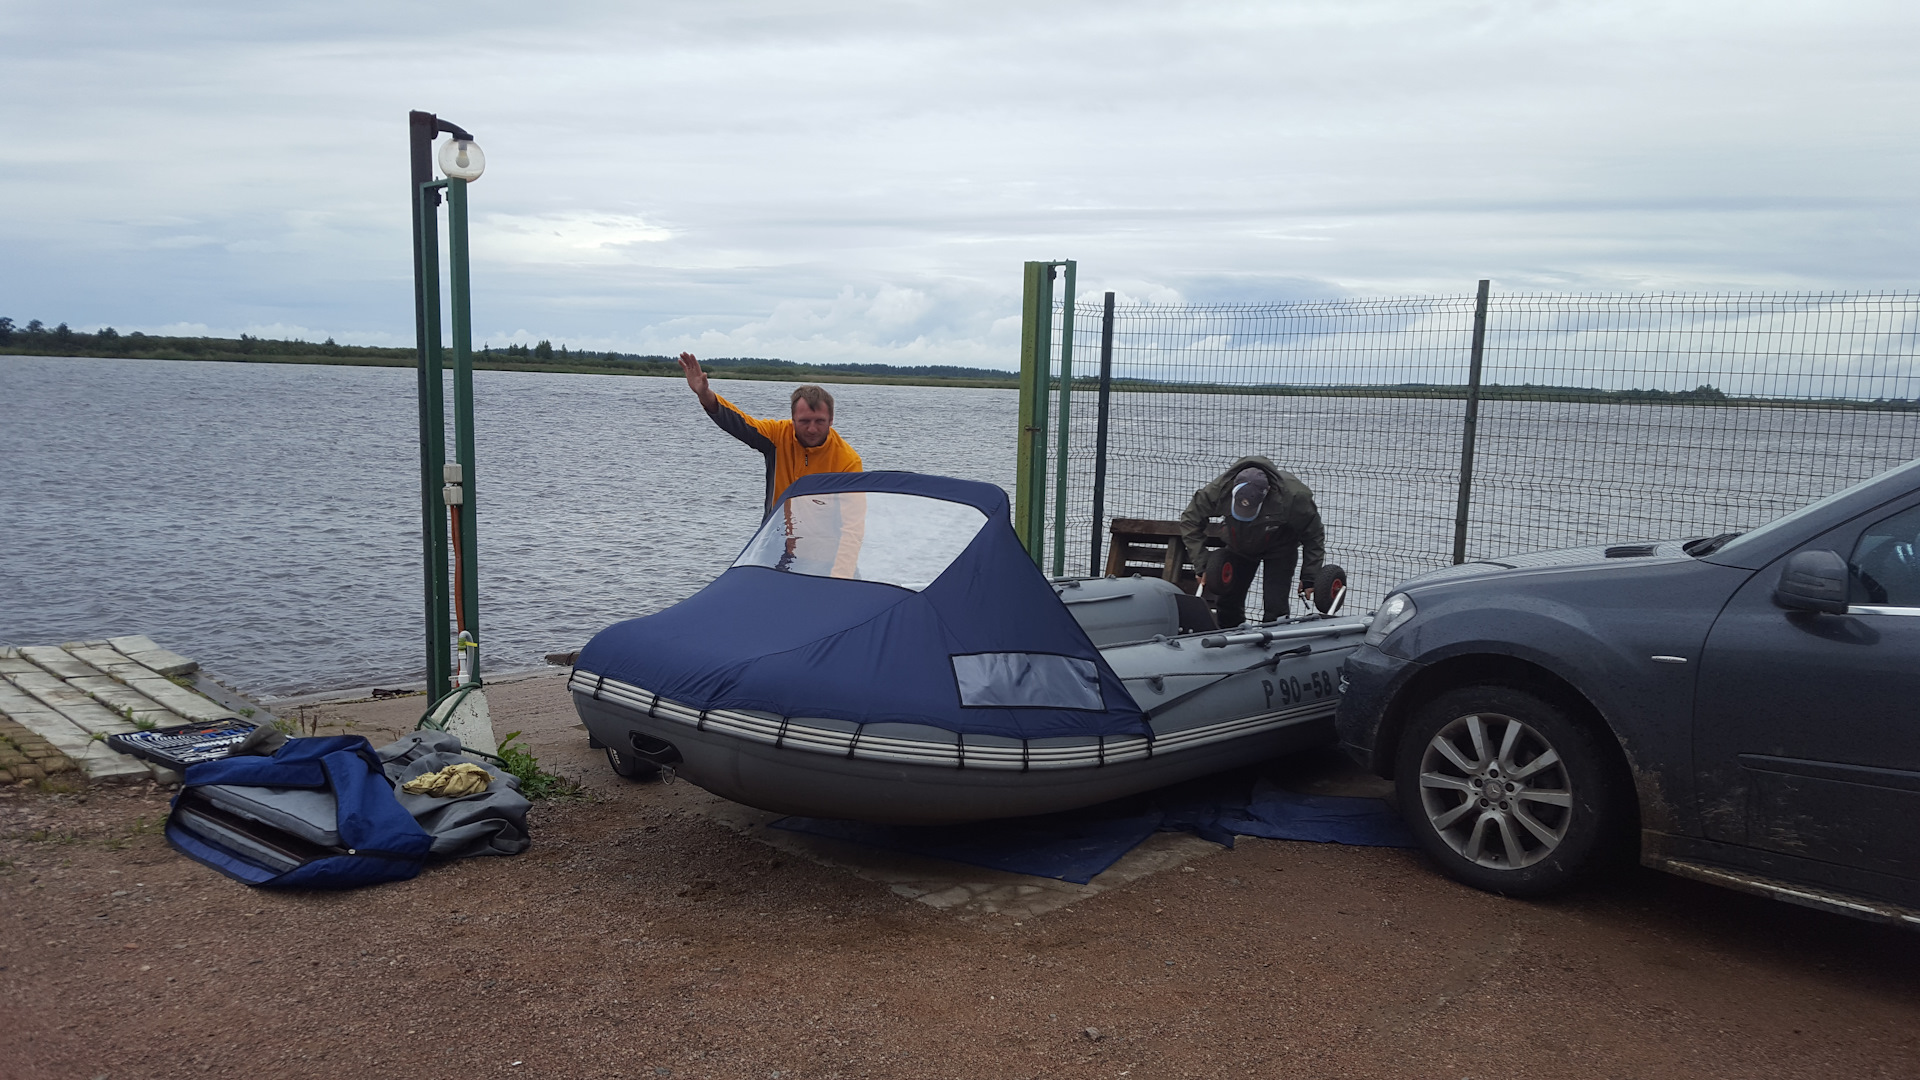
(1179, 455, 1326, 626)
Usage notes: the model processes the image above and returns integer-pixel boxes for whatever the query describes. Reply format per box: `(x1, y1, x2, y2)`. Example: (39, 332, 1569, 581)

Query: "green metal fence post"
(1089, 290, 1115, 576)
(447, 179, 480, 684)
(1015, 262, 1055, 563)
(1451, 279, 1491, 565)
(415, 179, 453, 693)
(1049, 260, 1077, 577)
(409, 112, 453, 696)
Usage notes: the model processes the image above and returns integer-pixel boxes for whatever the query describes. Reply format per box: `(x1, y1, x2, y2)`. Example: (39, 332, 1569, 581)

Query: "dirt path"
(3, 674, 1917, 1080)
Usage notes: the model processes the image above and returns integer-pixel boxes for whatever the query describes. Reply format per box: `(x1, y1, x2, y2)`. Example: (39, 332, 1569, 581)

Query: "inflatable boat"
(570, 471, 1371, 825)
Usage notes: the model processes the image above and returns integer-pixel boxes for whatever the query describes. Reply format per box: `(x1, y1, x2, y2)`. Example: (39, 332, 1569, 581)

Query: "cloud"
(2, 0, 1917, 365)
(475, 212, 672, 265)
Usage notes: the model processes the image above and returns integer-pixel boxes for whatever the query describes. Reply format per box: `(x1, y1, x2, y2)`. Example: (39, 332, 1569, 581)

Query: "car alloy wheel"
(1416, 710, 1573, 870)
(1395, 684, 1629, 896)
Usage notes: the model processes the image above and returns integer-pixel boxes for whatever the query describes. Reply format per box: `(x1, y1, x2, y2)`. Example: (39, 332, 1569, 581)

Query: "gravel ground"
(4, 674, 1918, 1080)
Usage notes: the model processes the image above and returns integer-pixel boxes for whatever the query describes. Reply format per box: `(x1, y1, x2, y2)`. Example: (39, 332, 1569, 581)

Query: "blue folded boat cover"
(167, 735, 434, 888)
(578, 471, 1149, 740)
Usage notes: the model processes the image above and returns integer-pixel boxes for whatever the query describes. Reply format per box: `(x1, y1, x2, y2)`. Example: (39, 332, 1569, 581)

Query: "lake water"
(0, 356, 1014, 698)
(4, 355, 1914, 699)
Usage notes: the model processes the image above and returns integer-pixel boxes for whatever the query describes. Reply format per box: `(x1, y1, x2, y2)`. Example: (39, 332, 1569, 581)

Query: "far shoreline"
(8, 346, 1913, 410)
(1, 348, 1023, 390)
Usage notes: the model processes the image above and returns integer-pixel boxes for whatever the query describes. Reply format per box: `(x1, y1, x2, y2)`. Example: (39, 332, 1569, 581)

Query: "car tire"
(606, 743, 660, 781)
(1394, 684, 1628, 897)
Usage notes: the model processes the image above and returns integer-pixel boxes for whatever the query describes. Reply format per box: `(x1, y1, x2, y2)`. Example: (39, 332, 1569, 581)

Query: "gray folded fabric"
(376, 732, 532, 859)
(199, 783, 340, 847)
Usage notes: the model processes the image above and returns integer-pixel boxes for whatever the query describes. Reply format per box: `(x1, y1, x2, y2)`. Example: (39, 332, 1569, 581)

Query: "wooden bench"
(1103, 518, 1223, 591)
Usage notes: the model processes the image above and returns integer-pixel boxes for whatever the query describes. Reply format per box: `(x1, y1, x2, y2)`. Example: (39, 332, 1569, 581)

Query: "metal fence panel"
(1036, 290, 1920, 615)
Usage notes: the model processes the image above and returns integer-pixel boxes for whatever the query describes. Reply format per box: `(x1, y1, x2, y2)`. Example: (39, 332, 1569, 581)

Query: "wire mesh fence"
(1034, 289, 1920, 616)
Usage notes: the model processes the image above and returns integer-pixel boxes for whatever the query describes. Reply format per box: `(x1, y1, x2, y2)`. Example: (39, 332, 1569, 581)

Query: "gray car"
(1335, 457, 1920, 924)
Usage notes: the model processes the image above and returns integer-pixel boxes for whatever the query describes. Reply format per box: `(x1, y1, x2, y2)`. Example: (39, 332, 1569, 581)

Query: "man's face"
(792, 398, 832, 448)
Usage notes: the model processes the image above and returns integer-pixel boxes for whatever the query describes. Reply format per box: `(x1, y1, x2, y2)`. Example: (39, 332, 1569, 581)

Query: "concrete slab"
(61, 643, 227, 720)
(0, 638, 231, 783)
(65, 676, 185, 729)
(65, 644, 151, 678)
(17, 645, 99, 681)
(113, 671, 231, 723)
(105, 635, 199, 676)
(181, 670, 277, 727)
(0, 681, 92, 754)
(76, 742, 157, 782)
(130, 650, 197, 677)
(103, 634, 160, 655)
(3, 671, 138, 736)
(0, 681, 151, 782)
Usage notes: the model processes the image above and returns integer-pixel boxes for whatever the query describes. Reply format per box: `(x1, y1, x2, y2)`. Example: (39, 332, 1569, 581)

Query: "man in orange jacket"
(678, 352, 863, 513)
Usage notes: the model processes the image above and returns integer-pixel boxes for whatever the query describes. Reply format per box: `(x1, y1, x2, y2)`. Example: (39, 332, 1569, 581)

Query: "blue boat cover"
(578, 471, 1149, 739)
(167, 735, 434, 888)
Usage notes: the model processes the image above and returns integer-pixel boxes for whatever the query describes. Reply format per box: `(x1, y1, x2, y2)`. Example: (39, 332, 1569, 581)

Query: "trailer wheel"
(1313, 564, 1348, 615)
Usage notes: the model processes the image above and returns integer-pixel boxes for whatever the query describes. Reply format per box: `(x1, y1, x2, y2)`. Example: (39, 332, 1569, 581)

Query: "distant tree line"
(476, 342, 1013, 382)
(10, 318, 1904, 409)
(0, 317, 410, 362)
(0, 318, 1019, 386)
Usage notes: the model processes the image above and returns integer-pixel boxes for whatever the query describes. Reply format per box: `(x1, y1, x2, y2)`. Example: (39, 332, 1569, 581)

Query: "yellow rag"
(402, 762, 494, 797)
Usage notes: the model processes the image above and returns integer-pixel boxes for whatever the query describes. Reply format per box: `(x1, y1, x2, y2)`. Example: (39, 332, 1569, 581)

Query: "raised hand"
(679, 352, 715, 408)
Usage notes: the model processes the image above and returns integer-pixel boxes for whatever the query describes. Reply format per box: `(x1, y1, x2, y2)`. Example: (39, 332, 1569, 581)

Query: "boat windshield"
(733, 491, 989, 591)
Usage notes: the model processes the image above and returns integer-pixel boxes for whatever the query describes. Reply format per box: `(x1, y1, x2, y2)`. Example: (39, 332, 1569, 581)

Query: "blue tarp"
(1160, 778, 1418, 850)
(772, 809, 1164, 885)
(577, 471, 1147, 740)
(773, 780, 1417, 884)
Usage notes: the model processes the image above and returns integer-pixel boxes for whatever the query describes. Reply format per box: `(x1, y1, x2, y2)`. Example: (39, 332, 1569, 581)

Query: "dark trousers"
(1203, 547, 1296, 626)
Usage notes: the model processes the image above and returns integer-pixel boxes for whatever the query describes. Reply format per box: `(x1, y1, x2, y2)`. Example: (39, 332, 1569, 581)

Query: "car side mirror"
(1775, 549, 1849, 614)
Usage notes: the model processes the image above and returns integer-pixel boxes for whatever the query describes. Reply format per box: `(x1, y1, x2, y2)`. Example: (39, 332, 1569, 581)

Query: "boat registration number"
(1265, 669, 1339, 708)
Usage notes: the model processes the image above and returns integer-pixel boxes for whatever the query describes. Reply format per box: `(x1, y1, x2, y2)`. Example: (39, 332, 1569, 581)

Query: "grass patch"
(104, 814, 164, 851)
(21, 828, 82, 844)
(495, 731, 584, 801)
(273, 704, 327, 738)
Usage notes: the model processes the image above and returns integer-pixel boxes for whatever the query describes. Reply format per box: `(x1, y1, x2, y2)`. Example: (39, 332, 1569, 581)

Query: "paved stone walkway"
(0, 716, 76, 784)
(0, 636, 234, 785)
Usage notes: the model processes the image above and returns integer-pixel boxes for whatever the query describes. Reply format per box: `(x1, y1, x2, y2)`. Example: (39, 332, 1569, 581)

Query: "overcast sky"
(4, 1, 1916, 368)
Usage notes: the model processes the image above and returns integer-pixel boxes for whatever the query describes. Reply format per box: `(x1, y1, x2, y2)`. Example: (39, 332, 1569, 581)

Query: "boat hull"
(574, 686, 1334, 825)
(569, 613, 1367, 824)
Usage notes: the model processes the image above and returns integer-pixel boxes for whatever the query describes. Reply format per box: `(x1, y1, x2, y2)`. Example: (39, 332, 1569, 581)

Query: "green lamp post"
(407, 110, 485, 721)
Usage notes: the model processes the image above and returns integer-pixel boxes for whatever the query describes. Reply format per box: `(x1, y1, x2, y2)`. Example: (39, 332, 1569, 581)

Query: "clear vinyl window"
(733, 491, 988, 591)
(951, 652, 1106, 711)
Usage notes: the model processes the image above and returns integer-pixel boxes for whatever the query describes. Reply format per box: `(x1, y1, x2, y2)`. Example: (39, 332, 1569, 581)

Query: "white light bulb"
(438, 138, 485, 182)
